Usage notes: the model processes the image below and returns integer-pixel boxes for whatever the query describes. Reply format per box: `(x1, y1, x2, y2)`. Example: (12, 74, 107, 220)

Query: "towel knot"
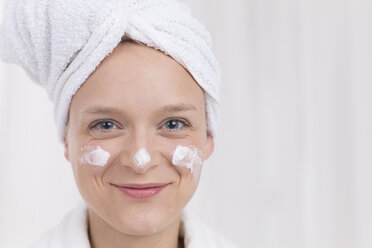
(0, 0, 221, 142)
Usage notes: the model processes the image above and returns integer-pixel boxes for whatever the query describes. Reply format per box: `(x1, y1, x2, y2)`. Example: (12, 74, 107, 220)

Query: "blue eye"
(163, 119, 188, 131)
(92, 121, 117, 131)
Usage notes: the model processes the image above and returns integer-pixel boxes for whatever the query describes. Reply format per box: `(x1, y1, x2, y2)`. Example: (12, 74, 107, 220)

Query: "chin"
(114, 206, 176, 235)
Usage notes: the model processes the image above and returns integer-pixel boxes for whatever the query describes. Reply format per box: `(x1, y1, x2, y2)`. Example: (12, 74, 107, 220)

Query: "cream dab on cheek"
(172, 145, 203, 173)
(80, 145, 111, 167)
(133, 148, 151, 168)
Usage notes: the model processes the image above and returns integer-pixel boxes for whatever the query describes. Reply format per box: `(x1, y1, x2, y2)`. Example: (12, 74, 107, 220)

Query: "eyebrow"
(82, 104, 197, 115)
(83, 106, 123, 115)
(160, 104, 197, 113)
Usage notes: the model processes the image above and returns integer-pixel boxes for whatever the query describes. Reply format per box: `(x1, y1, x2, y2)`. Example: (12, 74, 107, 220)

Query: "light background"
(1, 0, 372, 247)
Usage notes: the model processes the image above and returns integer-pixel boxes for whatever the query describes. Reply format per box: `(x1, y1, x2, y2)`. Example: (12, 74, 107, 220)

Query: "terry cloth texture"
(27, 200, 240, 248)
(0, 0, 221, 142)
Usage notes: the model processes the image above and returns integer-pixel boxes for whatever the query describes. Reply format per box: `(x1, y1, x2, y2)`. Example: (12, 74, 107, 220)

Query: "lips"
(111, 183, 170, 200)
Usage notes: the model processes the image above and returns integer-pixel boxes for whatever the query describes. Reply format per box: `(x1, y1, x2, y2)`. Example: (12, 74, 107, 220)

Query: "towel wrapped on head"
(0, 0, 221, 142)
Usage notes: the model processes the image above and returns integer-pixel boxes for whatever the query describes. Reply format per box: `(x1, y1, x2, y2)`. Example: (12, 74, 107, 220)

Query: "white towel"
(27, 200, 240, 248)
(0, 0, 221, 142)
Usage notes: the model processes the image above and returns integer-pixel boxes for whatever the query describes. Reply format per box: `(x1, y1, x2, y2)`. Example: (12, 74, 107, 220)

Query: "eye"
(162, 119, 189, 131)
(90, 120, 118, 132)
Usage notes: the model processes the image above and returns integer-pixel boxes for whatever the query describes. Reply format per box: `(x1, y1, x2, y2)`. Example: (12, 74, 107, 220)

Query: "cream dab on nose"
(133, 148, 151, 168)
(80, 145, 111, 167)
(172, 145, 203, 173)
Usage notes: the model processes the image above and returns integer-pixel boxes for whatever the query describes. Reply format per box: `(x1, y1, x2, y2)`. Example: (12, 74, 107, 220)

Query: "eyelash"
(89, 119, 191, 133)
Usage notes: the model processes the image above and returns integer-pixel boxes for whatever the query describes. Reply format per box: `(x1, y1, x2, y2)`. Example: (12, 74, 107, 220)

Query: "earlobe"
(203, 134, 215, 160)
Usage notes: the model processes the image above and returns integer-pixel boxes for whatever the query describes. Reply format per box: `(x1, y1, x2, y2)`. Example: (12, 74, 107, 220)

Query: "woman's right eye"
(89, 120, 122, 138)
(93, 121, 117, 131)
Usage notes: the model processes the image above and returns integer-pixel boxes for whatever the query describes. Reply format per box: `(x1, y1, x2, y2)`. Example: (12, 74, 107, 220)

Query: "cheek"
(159, 140, 204, 187)
(172, 145, 203, 173)
(71, 143, 112, 188)
(80, 145, 111, 167)
(73, 139, 204, 185)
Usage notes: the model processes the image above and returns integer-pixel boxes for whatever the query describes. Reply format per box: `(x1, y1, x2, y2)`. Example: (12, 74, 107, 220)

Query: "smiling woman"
(64, 42, 214, 247)
(0, 0, 238, 247)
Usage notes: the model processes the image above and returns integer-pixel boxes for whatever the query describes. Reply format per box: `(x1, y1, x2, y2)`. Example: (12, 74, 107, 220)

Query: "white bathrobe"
(27, 200, 239, 248)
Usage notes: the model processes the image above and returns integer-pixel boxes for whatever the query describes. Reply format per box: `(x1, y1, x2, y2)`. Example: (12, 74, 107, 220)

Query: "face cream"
(80, 145, 111, 167)
(133, 148, 151, 168)
(172, 145, 203, 173)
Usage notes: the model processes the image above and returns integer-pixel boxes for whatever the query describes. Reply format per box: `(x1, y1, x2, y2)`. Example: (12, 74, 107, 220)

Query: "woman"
(0, 0, 238, 247)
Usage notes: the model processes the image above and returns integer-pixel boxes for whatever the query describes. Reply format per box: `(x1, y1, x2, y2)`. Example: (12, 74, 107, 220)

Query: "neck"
(87, 209, 184, 248)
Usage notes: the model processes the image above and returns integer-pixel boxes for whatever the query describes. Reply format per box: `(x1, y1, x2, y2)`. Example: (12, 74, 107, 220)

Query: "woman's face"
(64, 42, 214, 235)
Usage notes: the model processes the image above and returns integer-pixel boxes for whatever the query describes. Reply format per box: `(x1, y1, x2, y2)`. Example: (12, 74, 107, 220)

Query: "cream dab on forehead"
(80, 145, 111, 167)
(172, 145, 203, 173)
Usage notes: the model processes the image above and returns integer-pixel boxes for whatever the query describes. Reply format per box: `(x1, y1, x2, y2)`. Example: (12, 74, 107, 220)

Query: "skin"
(64, 41, 214, 248)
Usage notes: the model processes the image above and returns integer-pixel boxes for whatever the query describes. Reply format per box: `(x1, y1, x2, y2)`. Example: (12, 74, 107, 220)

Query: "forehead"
(70, 43, 205, 115)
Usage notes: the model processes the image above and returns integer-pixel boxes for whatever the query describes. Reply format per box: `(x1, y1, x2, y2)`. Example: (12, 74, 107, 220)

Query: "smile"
(111, 183, 170, 200)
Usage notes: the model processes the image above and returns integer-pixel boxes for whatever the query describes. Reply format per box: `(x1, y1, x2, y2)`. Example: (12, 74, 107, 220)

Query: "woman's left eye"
(162, 119, 189, 131)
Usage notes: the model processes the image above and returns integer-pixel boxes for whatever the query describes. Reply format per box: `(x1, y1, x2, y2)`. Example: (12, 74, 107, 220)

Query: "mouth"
(111, 183, 170, 200)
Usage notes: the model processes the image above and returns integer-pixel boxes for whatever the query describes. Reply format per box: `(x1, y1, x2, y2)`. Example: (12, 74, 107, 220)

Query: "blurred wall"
(1, 0, 372, 247)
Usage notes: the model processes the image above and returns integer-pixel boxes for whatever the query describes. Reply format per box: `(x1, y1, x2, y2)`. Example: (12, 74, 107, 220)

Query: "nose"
(119, 127, 157, 174)
(133, 148, 151, 168)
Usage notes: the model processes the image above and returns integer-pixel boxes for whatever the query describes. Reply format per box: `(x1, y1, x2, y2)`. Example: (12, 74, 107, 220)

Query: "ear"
(203, 133, 215, 160)
(64, 135, 70, 162)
